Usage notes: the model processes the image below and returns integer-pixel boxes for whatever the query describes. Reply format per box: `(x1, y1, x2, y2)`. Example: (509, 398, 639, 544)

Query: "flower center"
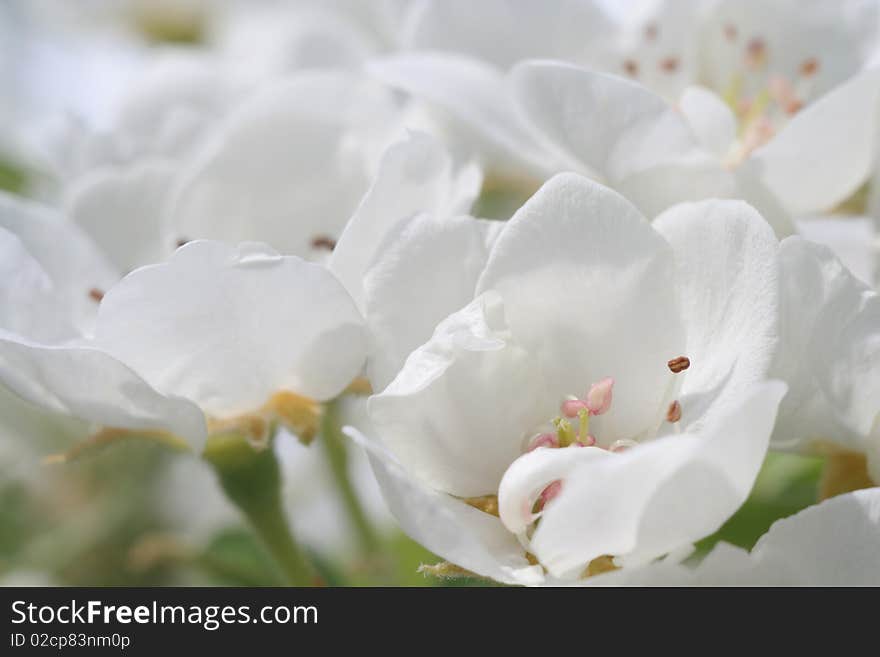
(716, 27, 821, 165)
(516, 356, 692, 518)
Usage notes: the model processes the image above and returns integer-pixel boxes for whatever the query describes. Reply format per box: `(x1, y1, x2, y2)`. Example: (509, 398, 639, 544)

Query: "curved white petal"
(403, 0, 612, 70)
(476, 173, 687, 444)
(510, 60, 703, 183)
(796, 216, 876, 287)
(368, 293, 553, 497)
(678, 85, 737, 159)
(771, 237, 879, 453)
(329, 132, 481, 312)
(0, 384, 89, 479)
(367, 52, 555, 176)
(347, 426, 544, 585)
(0, 193, 119, 337)
(594, 487, 880, 585)
(653, 200, 780, 431)
(114, 52, 241, 158)
(65, 160, 177, 272)
(0, 228, 66, 340)
(170, 72, 399, 258)
(614, 158, 736, 221)
(746, 69, 880, 215)
(0, 331, 207, 449)
(93, 241, 366, 417)
(730, 167, 797, 237)
(517, 381, 786, 579)
(363, 213, 498, 391)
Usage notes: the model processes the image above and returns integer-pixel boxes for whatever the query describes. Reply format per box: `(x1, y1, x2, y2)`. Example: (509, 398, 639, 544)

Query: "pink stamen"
(561, 399, 588, 418)
(527, 433, 559, 452)
(586, 377, 614, 415)
(575, 435, 597, 447)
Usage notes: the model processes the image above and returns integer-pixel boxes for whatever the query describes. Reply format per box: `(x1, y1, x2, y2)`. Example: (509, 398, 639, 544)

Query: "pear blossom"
(374, 0, 880, 233)
(769, 237, 880, 493)
(164, 70, 424, 261)
(351, 173, 788, 584)
(595, 0, 879, 103)
(0, 194, 366, 453)
(511, 59, 880, 235)
(586, 487, 880, 586)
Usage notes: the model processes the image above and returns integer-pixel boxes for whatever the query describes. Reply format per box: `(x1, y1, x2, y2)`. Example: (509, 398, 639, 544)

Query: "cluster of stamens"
(719, 26, 820, 163)
(524, 356, 691, 512)
(618, 21, 821, 166)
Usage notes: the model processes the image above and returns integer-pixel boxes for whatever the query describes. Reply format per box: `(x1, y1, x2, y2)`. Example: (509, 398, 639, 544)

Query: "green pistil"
(553, 417, 576, 447)
(577, 408, 591, 444)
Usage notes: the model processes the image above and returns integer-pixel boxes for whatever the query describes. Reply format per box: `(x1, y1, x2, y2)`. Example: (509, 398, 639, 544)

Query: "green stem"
(320, 399, 381, 555)
(204, 433, 317, 586)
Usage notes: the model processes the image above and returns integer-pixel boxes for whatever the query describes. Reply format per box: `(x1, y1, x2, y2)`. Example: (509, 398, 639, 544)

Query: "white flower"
(596, 0, 879, 102)
(511, 59, 880, 234)
(770, 237, 880, 488)
(0, 195, 365, 452)
(167, 70, 406, 260)
(586, 487, 880, 586)
(351, 173, 787, 584)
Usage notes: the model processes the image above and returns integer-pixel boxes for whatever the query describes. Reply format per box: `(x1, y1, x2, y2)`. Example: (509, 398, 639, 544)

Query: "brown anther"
(659, 56, 679, 73)
(311, 235, 337, 251)
(88, 288, 105, 303)
(623, 59, 639, 77)
(176, 237, 190, 248)
(666, 400, 682, 423)
(667, 356, 690, 373)
(747, 37, 766, 56)
(644, 22, 659, 41)
(745, 37, 768, 69)
(800, 58, 819, 77)
(784, 98, 804, 115)
(723, 23, 738, 41)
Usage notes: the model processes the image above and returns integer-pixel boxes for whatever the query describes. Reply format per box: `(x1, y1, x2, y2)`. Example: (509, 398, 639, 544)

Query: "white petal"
(170, 72, 399, 258)
(0, 332, 207, 449)
(653, 200, 780, 431)
(363, 213, 497, 391)
(93, 241, 365, 416)
(368, 293, 553, 497)
(746, 487, 880, 585)
(796, 215, 876, 287)
(114, 51, 240, 158)
(510, 60, 704, 183)
(613, 158, 737, 221)
(329, 132, 481, 312)
(746, 69, 880, 215)
(477, 173, 687, 444)
(771, 237, 879, 452)
(524, 381, 786, 579)
(65, 160, 177, 272)
(0, 227, 67, 340)
(0, 192, 119, 337)
(368, 52, 555, 176)
(678, 85, 737, 159)
(347, 425, 544, 586)
(404, 0, 612, 70)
